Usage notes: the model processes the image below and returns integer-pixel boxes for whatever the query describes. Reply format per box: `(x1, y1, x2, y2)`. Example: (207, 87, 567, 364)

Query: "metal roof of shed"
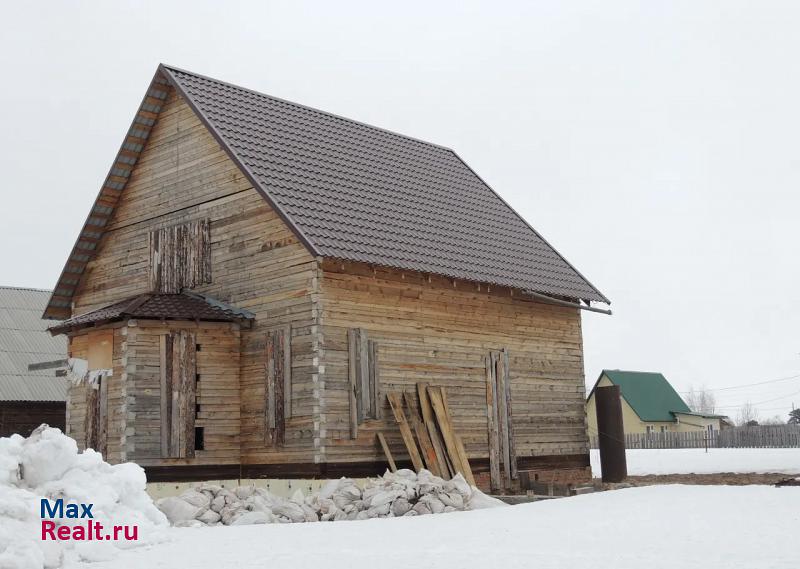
(0, 287, 67, 401)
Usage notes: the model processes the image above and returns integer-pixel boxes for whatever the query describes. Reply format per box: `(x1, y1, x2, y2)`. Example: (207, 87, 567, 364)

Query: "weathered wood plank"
(417, 382, 451, 478)
(376, 433, 397, 472)
(495, 351, 511, 486)
(386, 392, 424, 472)
(368, 339, 380, 420)
(347, 328, 359, 439)
(485, 354, 501, 491)
(403, 392, 441, 477)
(502, 348, 517, 480)
(426, 386, 476, 486)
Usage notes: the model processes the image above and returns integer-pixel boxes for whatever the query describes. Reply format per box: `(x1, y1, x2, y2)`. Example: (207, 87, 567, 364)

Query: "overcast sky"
(1, 1, 798, 421)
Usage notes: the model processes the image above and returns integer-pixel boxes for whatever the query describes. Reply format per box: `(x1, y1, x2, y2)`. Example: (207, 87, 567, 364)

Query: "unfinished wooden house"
(44, 65, 609, 489)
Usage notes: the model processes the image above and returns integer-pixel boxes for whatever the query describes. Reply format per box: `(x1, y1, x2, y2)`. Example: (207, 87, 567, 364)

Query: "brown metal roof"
(48, 292, 254, 335)
(44, 65, 608, 319)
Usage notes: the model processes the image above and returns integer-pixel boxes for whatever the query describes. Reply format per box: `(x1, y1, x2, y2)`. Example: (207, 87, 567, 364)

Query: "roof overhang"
(49, 292, 255, 336)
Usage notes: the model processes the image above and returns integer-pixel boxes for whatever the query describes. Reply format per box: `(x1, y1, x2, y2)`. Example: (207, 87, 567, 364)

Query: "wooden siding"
(126, 320, 240, 466)
(69, 88, 320, 467)
(65, 84, 590, 479)
(318, 260, 589, 467)
(66, 326, 127, 462)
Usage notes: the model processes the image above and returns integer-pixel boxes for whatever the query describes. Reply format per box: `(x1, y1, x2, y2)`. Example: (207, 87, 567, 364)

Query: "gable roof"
(44, 65, 608, 319)
(0, 287, 67, 401)
(590, 370, 691, 422)
(49, 292, 255, 336)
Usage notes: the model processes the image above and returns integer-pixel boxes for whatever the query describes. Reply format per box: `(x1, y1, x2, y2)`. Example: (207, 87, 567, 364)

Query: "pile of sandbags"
(156, 469, 505, 527)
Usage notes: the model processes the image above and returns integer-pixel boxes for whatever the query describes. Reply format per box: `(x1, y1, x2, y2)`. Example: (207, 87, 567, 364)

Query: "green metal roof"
(594, 370, 691, 422)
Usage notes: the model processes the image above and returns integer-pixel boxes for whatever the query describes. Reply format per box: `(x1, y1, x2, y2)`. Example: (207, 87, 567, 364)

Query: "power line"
(679, 373, 800, 394)
(714, 387, 800, 409)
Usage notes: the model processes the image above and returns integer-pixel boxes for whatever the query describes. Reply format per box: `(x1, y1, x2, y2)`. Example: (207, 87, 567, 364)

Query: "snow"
(85, 485, 800, 569)
(591, 448, 800, 476)
(0, 426, 167, 569)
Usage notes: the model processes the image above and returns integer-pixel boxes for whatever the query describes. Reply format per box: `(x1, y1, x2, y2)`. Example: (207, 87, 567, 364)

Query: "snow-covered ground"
(87, 485, 799, 569)
(591, 448, 800, 476)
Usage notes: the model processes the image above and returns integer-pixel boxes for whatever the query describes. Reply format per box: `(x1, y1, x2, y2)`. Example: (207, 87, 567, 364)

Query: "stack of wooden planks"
(381, 383, 476, 486)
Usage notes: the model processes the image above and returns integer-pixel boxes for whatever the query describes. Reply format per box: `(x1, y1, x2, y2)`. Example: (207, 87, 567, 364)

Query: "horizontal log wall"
(65, 334, 89, 450)
(125, 320, 240, 466)
(70, 88, 320, 467)
(66, 326, 127, 462)
(319, 260, 589, 469)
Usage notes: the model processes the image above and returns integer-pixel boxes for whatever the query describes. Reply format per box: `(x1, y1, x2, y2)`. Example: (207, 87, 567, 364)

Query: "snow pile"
(0, 426, 167, 569)
(157, 469, 505, 526)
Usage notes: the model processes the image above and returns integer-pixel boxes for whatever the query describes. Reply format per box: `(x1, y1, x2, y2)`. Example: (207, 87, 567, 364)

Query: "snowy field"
(88, 485, 799, 569)
(590, 448, 800, 476)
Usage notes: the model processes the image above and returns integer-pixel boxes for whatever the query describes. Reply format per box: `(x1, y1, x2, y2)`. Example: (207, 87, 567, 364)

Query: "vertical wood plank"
(368, 339, 380, 420)
(85, 381, 98, 450)
(502, 348, 517, 480)
(98, 374, 108, 457)
(149, 220, 211, 293)
(283, 325, 292, 419)
(347, 328, 358, 439)
(264, 328, 286, 446)
(358, 329, 370, 420)
(159, 334, 172, 457)
(273, 330, 285, 446)
(495, 351, 511, 486)
(485, 353, 501, 492)
(182, 331, 197, 458)
(170, 332, 181, 457)
(265, 331, 276, 434)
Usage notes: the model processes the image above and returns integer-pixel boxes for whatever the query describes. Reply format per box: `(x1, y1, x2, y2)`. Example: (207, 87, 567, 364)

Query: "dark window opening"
(196, 344, 202, 352)
(194, 427, 205, 451)
(196, 403, 201, 414)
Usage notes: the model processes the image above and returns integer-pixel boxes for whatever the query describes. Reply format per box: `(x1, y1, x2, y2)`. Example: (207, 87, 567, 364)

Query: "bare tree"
(761, 415, 786, 426)
(736, 401, 759, 426)
(685, 385, 717, 414)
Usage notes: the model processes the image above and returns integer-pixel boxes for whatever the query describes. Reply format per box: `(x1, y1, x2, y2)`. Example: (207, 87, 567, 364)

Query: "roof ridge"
(602, 369, 664, 375)
(0, 286, 52, 293)
(159, 63, 455, 153)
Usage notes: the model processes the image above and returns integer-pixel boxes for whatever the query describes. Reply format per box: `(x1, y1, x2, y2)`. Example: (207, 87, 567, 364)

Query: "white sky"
(1, 1, 798, 421)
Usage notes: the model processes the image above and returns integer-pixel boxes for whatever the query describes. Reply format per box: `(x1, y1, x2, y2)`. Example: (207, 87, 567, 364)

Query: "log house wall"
(318, 260, 590, 480)
(69, 88, 321, 467)
(65, 85, 590, 481)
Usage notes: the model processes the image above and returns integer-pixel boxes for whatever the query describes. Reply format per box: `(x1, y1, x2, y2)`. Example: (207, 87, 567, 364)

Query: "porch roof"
(48, 292, 254, 335)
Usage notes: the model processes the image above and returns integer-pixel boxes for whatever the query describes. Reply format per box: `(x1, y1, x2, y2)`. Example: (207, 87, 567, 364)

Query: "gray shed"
(0, 287, 67, 436)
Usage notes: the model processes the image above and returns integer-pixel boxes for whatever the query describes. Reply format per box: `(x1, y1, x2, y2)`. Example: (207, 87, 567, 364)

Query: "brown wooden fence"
(590, 425, 800, 449)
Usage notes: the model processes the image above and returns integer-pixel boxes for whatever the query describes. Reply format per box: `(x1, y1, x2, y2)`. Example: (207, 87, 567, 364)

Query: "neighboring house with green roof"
(586, 370, 730, 437)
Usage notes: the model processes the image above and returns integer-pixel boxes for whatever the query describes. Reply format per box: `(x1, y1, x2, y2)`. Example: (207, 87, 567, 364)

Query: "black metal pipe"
(596, 385, 627, 482)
